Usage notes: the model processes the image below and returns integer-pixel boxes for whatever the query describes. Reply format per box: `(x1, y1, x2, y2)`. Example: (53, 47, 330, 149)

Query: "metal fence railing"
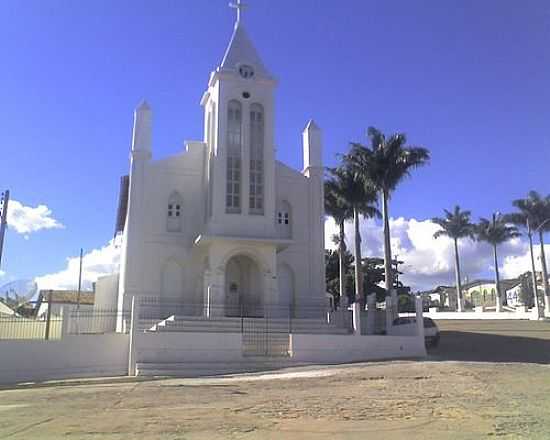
(0, 315, 63, 340)
(0, 309, 130, 340)
(67, 309, 130, 335)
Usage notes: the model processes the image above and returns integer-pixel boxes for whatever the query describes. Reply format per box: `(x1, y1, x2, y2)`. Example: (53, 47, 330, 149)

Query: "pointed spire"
(303, 119, 322, 171)
(219, 1, 272, 79)
(132, 100, 152, 155)
(136, 100, 150, 111)
(304, 119, 320, 132)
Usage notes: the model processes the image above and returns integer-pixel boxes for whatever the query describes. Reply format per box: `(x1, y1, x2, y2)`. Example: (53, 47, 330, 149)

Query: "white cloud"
(7, 200, 64, 235)
(35, 240, 120, 291)
(501, 244, 550, 279)
(0, 270, 5, 278)
(325, 216, 530, 291)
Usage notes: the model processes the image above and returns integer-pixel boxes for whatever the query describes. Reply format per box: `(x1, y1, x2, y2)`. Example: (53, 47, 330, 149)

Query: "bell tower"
(201, 0, 277, 237)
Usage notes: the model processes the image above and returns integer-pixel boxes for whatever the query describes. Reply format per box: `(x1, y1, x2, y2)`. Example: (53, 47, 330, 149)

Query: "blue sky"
(1, 0, 549, 290)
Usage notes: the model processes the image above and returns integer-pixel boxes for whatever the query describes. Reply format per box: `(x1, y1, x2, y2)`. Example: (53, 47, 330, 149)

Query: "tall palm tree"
(344, 127, 430, 309)
(325, 178, 353, 306)
(504, 191, 550, 316)
(523, 192, 550, 315)
(476, 214, 521, 312)
(432, 206, 475, 312)
(326, 166, 379, 306)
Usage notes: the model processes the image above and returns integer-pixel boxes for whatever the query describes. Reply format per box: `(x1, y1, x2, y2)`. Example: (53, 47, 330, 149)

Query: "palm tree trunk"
(382, 189, 394, 309)
(338, 219, 346, 307)
(353, 207, 363, 304)
(493, 244, 502, 312)
(453, 238, 464, 312)
(527, 228, 540, 317)
(539, 230, 550, 316)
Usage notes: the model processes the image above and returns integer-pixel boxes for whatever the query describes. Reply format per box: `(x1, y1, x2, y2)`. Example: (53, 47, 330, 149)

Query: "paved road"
(430, 319, 550, 364)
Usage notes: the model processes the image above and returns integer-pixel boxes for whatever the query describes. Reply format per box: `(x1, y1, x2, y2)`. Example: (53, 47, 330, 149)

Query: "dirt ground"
(2, 319, 550, 440)
(2, 361, 550, 439)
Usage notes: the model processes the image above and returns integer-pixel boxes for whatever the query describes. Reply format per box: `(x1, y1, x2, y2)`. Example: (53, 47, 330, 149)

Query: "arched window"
(276, 200, 292, 238)
(249, 103, 264, 215)
(226, 100, 242, 213)
(167, 191, 183, 232)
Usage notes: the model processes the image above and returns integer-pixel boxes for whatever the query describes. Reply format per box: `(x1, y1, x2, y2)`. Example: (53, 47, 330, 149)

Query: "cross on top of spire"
(229, 0, 247, 25)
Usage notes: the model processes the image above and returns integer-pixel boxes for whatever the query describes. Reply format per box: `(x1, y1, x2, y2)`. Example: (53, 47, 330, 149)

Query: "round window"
(238, 64, 255, 79)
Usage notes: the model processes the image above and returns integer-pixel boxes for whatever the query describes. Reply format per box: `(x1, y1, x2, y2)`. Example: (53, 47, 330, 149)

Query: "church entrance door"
(225, 255, 263, 317)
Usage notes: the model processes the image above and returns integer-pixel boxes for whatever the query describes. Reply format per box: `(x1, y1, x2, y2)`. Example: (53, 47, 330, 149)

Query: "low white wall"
(424, 311, 537, 320)
(291, 334, 426, 364)
(0, 334, 129, 385)
(136, 332, 244, 363)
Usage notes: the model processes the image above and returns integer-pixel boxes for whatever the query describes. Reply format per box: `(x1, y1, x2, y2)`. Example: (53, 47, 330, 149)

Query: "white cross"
(229, 0, 247, 24)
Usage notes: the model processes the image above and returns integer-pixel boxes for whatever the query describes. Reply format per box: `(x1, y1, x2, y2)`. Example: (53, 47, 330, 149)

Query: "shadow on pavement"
(428, 330, 550, 364)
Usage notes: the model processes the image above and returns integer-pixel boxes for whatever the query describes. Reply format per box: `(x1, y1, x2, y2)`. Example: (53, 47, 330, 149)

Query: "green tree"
(344, 127, 429, 309)
(326, 166, 379, 305)
(432, 206, 476, 312)
(325, 177, 353, 305)
(476, 214, 520, 312)
(518, 272, 535, 308)
(325, 248, 354, 306)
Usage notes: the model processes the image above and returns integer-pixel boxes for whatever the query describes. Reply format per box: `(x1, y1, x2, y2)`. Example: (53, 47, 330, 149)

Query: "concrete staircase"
(145, 315, 350, 335)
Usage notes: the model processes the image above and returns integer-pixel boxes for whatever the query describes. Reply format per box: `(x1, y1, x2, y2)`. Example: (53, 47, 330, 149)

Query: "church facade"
(113, 11, 326, 319)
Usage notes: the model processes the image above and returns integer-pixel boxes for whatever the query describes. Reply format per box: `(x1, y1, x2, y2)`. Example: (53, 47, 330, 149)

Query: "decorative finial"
(229, 0, 247, 25)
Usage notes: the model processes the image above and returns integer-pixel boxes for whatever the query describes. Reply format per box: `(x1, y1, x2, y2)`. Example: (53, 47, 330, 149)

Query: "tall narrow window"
(249, 103, 264, 215)
(167, 191, 183, 232)
(226, 100, 242, 213)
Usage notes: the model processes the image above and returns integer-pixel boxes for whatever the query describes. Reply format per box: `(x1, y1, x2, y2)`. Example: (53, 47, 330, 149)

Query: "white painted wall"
(424, 310, 538, 320)
(94, 274, 119, 311)
(134, 332, 425, 366)
(136, 332, 243, 363)
(0, 334, 129, 384)
(290, 334, 426, 364)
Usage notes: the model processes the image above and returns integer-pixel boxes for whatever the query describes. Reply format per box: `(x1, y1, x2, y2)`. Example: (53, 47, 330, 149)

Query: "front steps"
(146, 315, 350, 335)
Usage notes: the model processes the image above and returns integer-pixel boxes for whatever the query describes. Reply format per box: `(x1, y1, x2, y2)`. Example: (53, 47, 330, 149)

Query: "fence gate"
(242, 309, 290, 357)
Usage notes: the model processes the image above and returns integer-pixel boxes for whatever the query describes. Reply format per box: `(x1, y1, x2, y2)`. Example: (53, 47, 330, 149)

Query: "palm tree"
(504, 191, 550, 316)
(344, 127, 429, 309)
(432, 206, 475, 312)
(326, 166, 379, 306)
(520, 192, 550, 315)
(325, 178, 353, 306)
(476, 214, 520, 312)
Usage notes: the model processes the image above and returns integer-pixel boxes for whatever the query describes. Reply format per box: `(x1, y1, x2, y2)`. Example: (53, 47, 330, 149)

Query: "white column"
(128, 295, 141, 377)
(415, 296, 425, 339)
(366, 293, 376, 335)
(385, 296, 393, 335)
(352, 302, 362, 335)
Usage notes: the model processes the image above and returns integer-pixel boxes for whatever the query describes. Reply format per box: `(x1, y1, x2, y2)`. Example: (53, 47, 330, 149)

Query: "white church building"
(0, 4, 426, 385)
(108, 4, 325, 321)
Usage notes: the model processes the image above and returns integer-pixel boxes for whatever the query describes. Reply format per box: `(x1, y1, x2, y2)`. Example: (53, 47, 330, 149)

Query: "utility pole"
(0, 190, 9, 270)
(76, 248, 83, 311)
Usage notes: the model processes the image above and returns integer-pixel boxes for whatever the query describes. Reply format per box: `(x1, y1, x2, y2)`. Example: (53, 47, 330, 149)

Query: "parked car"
(390, 317, 440, 348)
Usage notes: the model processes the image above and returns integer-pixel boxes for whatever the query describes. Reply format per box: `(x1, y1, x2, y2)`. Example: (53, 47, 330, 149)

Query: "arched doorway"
(277, 264, 295, 317)
(225, 255, 263, 317)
